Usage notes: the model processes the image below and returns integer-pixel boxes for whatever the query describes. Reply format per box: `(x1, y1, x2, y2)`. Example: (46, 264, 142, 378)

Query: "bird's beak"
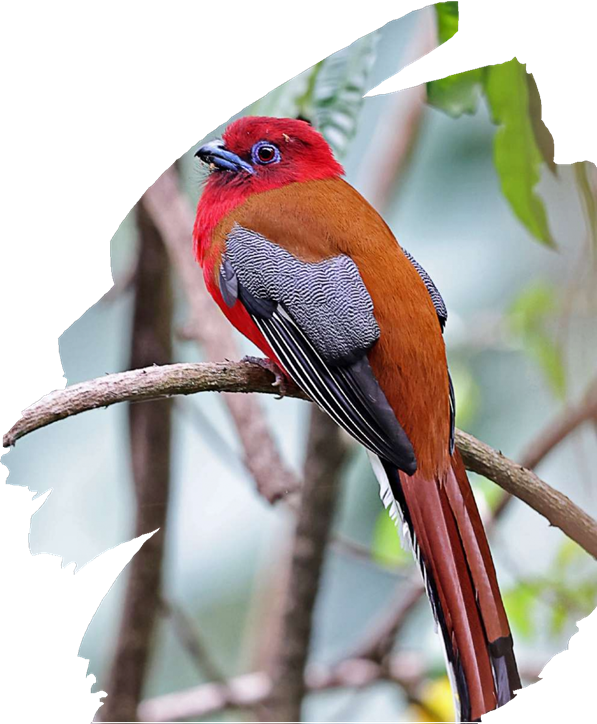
(195, 139, 254, 175)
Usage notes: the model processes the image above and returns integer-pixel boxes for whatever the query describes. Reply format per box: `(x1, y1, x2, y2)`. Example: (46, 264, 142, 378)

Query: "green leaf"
(427, 68, 484, 117)
(434, 1, 460, 44)
(372, 509, 410, 568)
(503, 584, 536, 639)
(508, 280, 566, 398)
(572, 581, 597, 610)
(550, 601, 568, 636)
(311, 32, 379, 158)
(526, 72, 557, 174)
(427, 2, 484, 117)
(484, 59, 555, 247)
(427, 7, 556, 245)
(530, 336, 566, 399)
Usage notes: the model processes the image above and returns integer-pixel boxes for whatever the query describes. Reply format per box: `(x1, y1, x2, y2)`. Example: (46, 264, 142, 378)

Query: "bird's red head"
(194, 117, 344, 261)
(201, 116, 343, 191)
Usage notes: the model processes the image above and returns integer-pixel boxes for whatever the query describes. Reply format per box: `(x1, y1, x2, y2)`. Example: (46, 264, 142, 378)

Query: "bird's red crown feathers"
(193, 117, 344, 261)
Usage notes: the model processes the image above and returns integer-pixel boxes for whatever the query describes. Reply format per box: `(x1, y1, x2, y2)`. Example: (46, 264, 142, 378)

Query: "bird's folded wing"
(220, 224, 416, 474)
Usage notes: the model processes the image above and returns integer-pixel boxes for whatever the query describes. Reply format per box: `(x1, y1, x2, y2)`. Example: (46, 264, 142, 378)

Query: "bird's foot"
(243, 356, 289, 399)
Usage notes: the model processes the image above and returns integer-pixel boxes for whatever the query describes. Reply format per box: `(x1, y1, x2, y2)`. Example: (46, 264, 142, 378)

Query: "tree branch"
(5, 360, 597, 558)
(485, 377, 597, 532)
(348, 576, 425, 663)
(3, 361, 305, 446)
(137, 655, 426, 723)
(457, 429, 597, 558)
(265, 407, 347, 721)
(158, 597, 227, 684)
(99, 200, 173, 722)
(142, 167, 300, 503)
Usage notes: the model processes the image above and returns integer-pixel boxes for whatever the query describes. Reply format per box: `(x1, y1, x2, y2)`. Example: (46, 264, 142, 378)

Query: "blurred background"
(5, 3, 597, 722)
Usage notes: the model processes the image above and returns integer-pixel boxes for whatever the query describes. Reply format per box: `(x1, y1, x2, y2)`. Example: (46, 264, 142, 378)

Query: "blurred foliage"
(449, 364, 480, 429)
(308, 33, 378, 157)
(507, 280, 567, 399)
(471, 473, 505, 512)
(406, 676, 454, 722)
(574, 161, 597, 254)
(504, 539, 597, 640)
(503, 583, 537, 639)
(428, 3, 555, 247)
(252, 33, 378, 158)
(372, 508, 411, 569)
(426, 2, 483, 116)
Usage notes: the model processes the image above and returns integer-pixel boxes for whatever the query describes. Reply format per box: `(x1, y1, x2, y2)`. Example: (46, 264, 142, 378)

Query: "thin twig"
(458, 429, 597, 558)
(349, 576, 425, 662)
(159, 598, 227, 684)
(137, 654, 427, 723)
(3, 361, 305, 445)
(485, 376, 597, 531)
(137, 650, 544, 723)
(520, 377, 597, 471)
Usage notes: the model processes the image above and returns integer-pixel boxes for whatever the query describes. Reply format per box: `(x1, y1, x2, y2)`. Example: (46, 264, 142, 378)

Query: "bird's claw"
(243, 356, 288, 399)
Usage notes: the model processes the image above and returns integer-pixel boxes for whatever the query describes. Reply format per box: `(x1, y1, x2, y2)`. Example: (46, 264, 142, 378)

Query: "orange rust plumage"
(194, 117, 520, 721)
(208, 178, 450, 476)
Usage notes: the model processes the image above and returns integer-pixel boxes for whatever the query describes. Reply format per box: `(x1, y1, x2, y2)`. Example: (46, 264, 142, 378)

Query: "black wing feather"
(223, 225, 418, 474)
(255, 306, 416, 474)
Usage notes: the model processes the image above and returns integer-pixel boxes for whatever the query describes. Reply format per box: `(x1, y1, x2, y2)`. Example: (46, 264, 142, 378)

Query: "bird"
(193, 116, 520, 722)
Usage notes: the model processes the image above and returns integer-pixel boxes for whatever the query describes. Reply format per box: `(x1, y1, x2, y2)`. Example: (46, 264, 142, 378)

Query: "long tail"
(371, 452, 521, 722)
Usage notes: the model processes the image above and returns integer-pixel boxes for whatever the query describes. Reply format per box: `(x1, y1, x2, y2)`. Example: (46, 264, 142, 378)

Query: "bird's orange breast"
(208, 177, 451, 477)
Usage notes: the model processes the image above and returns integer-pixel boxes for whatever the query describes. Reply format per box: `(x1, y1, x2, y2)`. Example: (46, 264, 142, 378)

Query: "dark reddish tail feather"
(445, 453, 521, 707)
(381, 455, 520, 722)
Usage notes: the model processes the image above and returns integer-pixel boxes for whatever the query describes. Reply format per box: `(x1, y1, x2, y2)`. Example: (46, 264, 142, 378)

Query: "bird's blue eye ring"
(252, 141, 281, 166)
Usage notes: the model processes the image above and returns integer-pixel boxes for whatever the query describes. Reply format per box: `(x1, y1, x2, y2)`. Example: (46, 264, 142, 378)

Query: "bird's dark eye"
(251, 141, 281, 166)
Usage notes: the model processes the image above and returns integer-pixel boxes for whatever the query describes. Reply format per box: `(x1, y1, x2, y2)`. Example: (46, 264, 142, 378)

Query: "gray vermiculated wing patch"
(224, 225, 416, 473)
(402, 248, 448, 330)
(226, 225, 380, 364)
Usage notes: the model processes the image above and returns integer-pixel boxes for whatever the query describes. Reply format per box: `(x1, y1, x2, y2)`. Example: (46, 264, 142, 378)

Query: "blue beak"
(195, 139, 254, 175)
